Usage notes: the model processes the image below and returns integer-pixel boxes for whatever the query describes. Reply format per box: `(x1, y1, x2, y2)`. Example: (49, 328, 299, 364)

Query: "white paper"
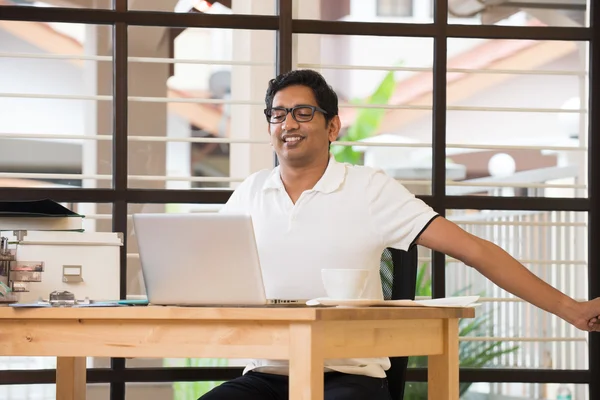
(306, 295, 480, 308)
(394, 296, 480, 308)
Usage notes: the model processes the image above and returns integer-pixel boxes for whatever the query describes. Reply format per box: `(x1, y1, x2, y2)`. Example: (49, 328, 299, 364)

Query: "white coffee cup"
(321, 268, 370, 299)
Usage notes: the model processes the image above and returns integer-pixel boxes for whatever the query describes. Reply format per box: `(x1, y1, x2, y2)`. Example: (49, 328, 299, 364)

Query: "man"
(200, 69, 600, 400)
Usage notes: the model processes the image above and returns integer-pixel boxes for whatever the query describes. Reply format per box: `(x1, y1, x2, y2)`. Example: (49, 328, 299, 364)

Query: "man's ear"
(327, 115, 341, 143)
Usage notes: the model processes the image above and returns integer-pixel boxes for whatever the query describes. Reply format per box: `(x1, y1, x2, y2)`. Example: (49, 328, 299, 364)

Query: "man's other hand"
(573, 298, 600, 332)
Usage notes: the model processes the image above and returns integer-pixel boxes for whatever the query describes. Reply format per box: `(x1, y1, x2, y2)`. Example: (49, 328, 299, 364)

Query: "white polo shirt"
(220, 157, 438, 378)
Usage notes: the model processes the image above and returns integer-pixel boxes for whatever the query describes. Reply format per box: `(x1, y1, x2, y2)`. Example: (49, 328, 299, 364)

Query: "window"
(1, 0, 599, 399)
(376, 0, 413, 17)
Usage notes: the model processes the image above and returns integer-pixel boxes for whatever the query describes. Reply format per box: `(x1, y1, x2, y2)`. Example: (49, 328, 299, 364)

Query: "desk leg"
(56, 357, 87, 400)
(289, 322, 324, 400)
(428, 319, 459, 400)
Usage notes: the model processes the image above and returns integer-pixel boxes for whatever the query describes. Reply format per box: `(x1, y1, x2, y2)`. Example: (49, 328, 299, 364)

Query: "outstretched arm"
(416, 216, 600, 332)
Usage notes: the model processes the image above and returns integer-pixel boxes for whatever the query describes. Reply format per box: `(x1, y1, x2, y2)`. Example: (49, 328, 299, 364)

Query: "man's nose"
(282, 113, 300, 130)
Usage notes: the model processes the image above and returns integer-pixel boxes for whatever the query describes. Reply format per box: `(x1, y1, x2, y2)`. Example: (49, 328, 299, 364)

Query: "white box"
(13, 231, 123, 303)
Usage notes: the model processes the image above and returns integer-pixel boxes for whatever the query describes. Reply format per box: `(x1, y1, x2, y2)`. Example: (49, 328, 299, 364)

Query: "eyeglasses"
(264, 105, 328, 124)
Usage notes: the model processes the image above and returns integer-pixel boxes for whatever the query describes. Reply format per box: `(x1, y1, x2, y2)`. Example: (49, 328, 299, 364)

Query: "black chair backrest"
(380, 246, 419, 400)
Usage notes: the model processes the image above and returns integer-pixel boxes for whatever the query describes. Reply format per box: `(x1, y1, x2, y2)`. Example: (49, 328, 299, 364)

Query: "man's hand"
(573, 298, 600, 332)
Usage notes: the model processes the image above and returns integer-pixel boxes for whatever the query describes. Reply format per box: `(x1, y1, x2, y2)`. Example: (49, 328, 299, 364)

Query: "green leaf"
(415, 263, 432, 297)
(346, 71, 395, 142)
(459, 316, 488, 337)
(332, 142, 361, 164)
(333, 70, 397, 164)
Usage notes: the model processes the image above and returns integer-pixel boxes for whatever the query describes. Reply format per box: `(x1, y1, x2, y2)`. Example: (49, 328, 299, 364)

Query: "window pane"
(295, 33, 434, 195)
(445, 39, 589, 198)
(404, 382, 589, 400)
(295, 0, 430, 22)
(0, 0, 112, 9)
(0, 21, 114, 189)
(464, 383, 589, 400)
(447, 0, 589, 27)
(377, 0, 412, 17)
(446, 209, 589, 371)
(130, 0, 277, 15)
(0, 384, 110, 400)
(126, 26, 275, 190)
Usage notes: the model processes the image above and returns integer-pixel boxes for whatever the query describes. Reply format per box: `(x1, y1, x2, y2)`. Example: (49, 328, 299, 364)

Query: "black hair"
(264, 69, 338, 125)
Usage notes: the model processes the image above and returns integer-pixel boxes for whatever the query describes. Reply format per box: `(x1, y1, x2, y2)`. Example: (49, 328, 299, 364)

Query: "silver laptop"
(132, 213, 301, 306)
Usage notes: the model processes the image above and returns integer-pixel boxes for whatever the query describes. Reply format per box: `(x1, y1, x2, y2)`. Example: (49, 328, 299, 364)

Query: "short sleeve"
(367, 170, 439, 250)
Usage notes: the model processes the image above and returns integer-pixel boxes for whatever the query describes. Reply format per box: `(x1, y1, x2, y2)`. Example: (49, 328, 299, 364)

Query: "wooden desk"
(0, 306, 474, 400)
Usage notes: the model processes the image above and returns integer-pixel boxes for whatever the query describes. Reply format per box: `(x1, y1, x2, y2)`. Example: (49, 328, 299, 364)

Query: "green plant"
(380, 259, 519, 399)
(331, 70, 397, 164)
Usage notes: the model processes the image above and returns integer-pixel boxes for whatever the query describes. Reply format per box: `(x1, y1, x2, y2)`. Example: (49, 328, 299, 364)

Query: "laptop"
(132, 213, 304, 306)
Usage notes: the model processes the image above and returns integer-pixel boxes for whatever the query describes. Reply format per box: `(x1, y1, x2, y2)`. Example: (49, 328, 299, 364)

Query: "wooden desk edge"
(315, 306, 475, 320)
(0, 305, 475, 321)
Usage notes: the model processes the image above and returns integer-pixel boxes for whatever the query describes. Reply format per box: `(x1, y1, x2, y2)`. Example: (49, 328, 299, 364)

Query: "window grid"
(0, 1, 598, 400)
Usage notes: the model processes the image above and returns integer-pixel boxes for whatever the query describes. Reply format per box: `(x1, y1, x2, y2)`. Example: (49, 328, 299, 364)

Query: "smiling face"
(267, 85, 340, 168)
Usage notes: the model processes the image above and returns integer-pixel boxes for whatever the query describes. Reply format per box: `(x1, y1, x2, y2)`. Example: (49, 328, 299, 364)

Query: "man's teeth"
(284, 137, 302, 142)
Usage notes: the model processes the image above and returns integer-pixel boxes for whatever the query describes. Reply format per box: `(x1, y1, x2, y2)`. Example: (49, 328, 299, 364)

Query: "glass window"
(0, 0, 112, 9)
(294, 0, 424, 22)
(126, 26, 275, 190)
(0, 0, 596, 398)
(447, 0, 589, 27)
(446, 209, 588, 370)
(295, 33, 434, 194)
(404, 382, 590, 400)
(131, 0, 277, 15)
(376, 0, 413, 17)
(0, 21, 113, 190)
(445, 39, 589, 199)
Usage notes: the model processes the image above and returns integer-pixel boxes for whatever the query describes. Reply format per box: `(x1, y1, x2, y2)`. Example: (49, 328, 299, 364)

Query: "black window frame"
(0, 0, 598, 399)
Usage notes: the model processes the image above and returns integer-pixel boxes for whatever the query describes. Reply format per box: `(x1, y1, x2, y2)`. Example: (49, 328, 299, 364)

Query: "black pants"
(198, 371, 392, 400)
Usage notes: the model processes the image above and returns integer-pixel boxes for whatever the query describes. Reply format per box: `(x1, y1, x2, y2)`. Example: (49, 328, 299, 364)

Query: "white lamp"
(488, 153, 516, 178)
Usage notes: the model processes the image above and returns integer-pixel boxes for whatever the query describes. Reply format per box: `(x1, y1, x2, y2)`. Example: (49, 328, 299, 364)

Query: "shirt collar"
(262, 156, 346, 194)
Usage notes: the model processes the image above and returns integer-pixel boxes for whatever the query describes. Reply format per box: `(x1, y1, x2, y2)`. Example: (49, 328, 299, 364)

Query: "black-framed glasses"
(264, 105, 328, 124)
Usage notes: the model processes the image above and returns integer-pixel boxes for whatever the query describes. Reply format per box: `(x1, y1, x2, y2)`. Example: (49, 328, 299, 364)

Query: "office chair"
(380, 246, 419, 400)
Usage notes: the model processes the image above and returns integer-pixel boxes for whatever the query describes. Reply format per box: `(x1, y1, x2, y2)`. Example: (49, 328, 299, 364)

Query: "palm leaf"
(332, 70, 396, 164)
